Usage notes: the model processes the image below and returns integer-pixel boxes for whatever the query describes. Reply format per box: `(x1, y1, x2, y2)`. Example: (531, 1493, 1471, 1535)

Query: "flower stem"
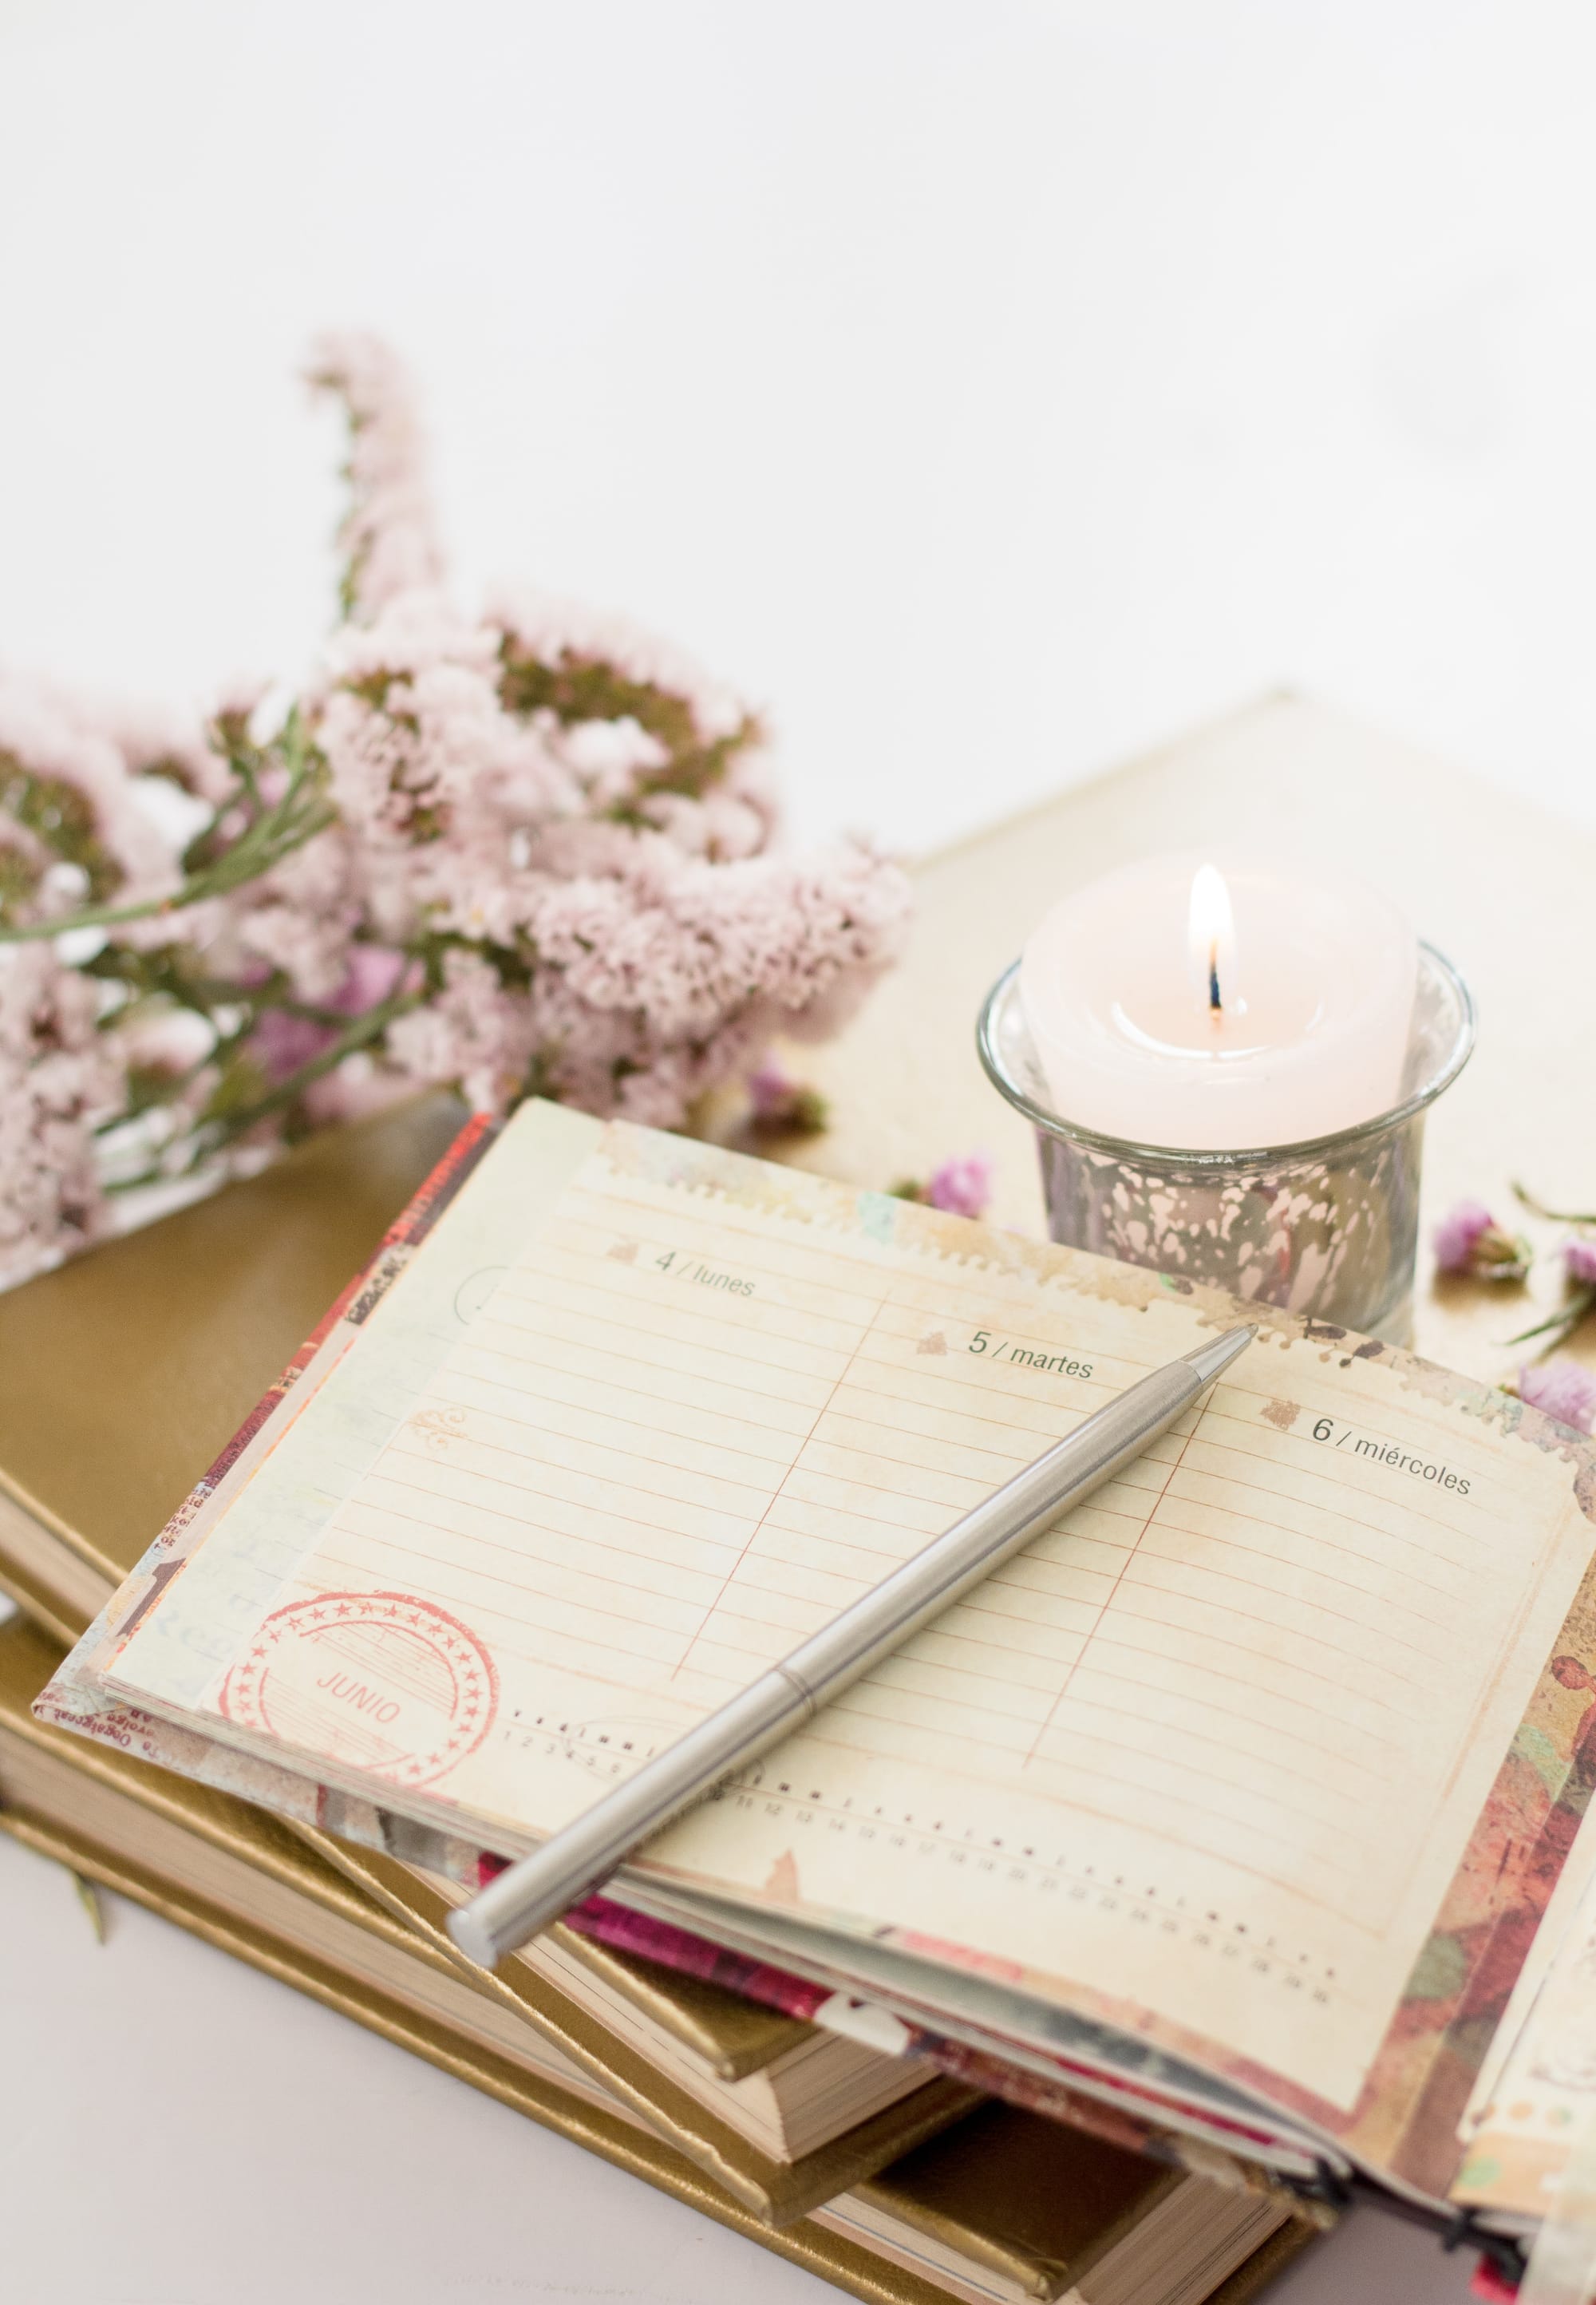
(1503, 1284, 1596, 1352)
(1512, 1181, 1596, 1227)
(0, 718, 334, 946)
(188, 992, 419, 1159)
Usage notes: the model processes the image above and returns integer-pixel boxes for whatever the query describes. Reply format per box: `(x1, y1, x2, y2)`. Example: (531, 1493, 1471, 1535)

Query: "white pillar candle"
(1019, 853, 1416, 1152)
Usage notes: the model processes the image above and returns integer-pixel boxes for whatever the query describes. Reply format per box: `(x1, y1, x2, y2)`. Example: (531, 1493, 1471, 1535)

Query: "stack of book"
(0, 1097, 1314, 2305)
(18, 698, 1596, 2303)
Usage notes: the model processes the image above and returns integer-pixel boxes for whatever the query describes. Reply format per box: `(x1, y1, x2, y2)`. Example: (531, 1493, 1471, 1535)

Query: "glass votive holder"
(976, 943, 1476, 1344)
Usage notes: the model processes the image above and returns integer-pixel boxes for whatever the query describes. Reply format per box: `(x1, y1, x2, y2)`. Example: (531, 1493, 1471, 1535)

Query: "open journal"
(38, 1101, 1596, 2240)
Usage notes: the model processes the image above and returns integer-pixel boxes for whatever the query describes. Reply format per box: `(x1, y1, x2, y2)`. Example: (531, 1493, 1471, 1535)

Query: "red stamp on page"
(220, 1591, 498, 1787)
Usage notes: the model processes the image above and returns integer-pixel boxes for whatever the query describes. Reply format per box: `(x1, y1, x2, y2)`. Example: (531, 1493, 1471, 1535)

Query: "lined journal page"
(107, 1107, 1594, 2111)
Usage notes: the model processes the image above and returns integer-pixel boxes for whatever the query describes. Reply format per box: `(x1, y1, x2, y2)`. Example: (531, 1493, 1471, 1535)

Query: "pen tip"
(1182, 1323, 1258, 1385)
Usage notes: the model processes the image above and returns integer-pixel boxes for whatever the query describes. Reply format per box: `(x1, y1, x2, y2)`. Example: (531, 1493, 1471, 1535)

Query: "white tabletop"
(0, 1817, 1477, 2303)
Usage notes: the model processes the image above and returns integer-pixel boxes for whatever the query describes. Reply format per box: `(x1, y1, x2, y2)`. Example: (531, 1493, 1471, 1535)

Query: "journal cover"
(0, 1091, 469, 1613)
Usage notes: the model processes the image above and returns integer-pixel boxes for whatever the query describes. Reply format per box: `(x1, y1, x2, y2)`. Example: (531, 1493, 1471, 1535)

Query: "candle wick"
(1208, 943, 1222, 1015)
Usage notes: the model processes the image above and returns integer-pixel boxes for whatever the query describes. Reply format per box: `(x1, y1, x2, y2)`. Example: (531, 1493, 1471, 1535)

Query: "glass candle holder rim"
(976, 938, 1476, 1172)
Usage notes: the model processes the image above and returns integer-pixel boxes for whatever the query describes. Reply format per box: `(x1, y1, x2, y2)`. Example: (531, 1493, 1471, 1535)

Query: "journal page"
(100, 1105, 1596, 2129)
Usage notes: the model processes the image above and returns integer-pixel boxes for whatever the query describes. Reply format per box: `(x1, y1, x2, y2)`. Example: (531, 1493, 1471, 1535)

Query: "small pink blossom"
(1433, 1201, 1494, 1271)
(1516, 1358, 1596, 1433)
(249, 1006, 331, 1086)
(335, 944, 411, 1012)
(1565, 1237, 1596, 1288)
(926, 1153, 994, 1221)
(1432, 1200, 1529, 1279)
(749, 1060, 792, 1118)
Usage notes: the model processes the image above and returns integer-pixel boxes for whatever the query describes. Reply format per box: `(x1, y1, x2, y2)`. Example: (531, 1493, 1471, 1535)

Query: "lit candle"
(1019, 853, 1416, 1151)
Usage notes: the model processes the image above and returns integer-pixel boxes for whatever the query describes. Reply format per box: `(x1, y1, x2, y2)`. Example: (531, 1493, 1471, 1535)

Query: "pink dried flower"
(0, 946, 124, 1287)
(386, 946, 540, 1114)
(104, 1005, 220, 1172)
(926, 1152, 994, 1221)
(232, 825, 364, 1001)
(893, 1153, 996, 1220)
(749, 1059, 793, 1119)
(489, 584, 753, 753)
(248, 945, 412, 1089)
(1433, 1200, 1492, 1271)
(301, 1050, 411, 1129)
(1432, 1200, 1529, 1280)
(247, 1006, 332, 1087)
(1565, 1237, 1596, 1288)
(0, 334, 914, 1263)
(747, 1060, 828, 1137)
(0, 673, 181, 926)
(1515, 1358, 1596, 1433)
(308, 333, 446, 619)
(113, 1006, 214, 1081)
(85, 688, 235, 809)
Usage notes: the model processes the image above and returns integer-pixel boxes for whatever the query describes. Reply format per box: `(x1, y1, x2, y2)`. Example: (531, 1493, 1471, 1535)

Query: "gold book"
(0, 1610, 962, 2225)
(298, 1825, 956, 2194)
(0, 1090, 820, 2095)
(839, 2109, 1315, 2305)
(0, 1092, 468, 1630)
(0, 1615, 1314, 2305)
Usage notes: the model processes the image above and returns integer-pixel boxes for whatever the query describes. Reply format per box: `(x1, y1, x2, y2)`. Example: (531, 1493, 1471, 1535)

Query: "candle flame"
(1188, 864, 1236, 1015)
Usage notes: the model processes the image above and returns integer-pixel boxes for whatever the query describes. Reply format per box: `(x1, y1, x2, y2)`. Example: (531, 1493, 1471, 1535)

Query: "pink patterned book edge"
(552, 1886, 1286, 2177)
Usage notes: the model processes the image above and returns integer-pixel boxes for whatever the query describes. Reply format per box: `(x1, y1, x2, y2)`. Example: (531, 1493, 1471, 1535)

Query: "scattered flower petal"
(1515, 1358, 1596, 1433)
(893, 1153, 995, 1221)
(1433, 1200, 1494, 1272)
(927, 1152, 994, 1220)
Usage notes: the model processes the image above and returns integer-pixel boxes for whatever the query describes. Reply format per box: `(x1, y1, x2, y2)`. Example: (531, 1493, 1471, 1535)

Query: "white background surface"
(2, 0, 1596, 858)
(3, 2, 1587, 2295)
(0, 1826, 1477, 2305)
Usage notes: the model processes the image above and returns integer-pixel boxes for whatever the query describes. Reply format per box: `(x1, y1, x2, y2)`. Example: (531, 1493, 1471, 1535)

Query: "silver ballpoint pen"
(448, 1321, 1257, 1970)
